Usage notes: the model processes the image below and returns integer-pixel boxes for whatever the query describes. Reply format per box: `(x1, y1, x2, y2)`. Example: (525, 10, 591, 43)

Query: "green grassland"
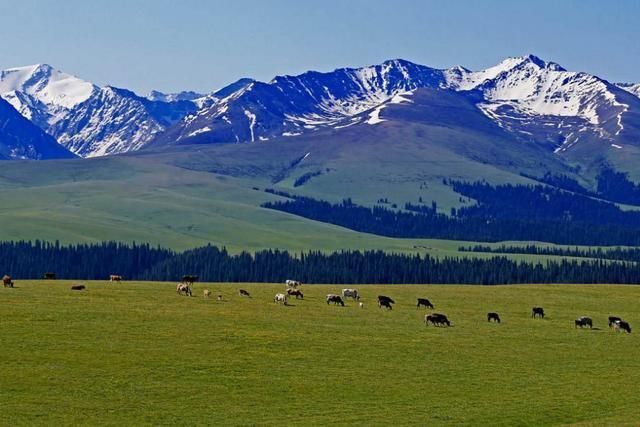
(2, 281, 639, 425)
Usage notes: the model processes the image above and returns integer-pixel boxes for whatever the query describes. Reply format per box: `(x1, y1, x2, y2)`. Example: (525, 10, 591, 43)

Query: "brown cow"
(3, 275, 13, 288)
(110, 275, 122, 282)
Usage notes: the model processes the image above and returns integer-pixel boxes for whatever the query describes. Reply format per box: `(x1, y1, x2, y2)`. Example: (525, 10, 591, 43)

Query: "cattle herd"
(1, 274, 634, 334)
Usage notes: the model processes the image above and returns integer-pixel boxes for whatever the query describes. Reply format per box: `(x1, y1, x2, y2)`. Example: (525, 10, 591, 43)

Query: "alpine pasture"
(2, 281, 639, 425)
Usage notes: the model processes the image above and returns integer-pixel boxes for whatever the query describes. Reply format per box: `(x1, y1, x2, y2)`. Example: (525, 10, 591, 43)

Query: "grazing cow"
(614, 320, 632, 334)
(239, 289, 251, 297)
(203, 289, 211, 298)
(287, 288, 304, 299)
(2, 275, 13, 288)
(532, 307, 545, 319)
(342, 288, 360, 300)
(326, 294, 345, 306)
(425, 313, 450, 327)
(608, 316, 622, 327)
(274, 293, 288, 305)
(286, 279, 302, 288)
(417, 298, 434, 309)
(487, 312, 501, 323)
(574, 316, 593, 329)
(378, 295, 395, 310)
(182, 275, 199, 285)
(359, 302, 364, 309)
(425, 314, 438, 326)
(71, 285, 86, 291)
(109, 275, 122, 282)
(378, 295, 395, 304)
(433, 313, 451, 326)
(43, 272, 56, 280)
(176, 283, 192, 297)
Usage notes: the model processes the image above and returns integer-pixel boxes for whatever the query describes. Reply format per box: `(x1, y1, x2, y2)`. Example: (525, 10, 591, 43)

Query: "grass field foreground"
(1, 281, 640, 425)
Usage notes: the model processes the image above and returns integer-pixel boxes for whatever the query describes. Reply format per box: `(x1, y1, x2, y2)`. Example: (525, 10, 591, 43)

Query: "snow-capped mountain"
(618, 83, 640, 98)
(0, 64, 199, 157)
(0, 97, 75, 160)
(152, 55, 640, 155)
(0, 64, 96, 129)
(2, 57, 639, 160)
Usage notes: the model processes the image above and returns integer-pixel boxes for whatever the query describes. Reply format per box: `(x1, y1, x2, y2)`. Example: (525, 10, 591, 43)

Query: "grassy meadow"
(2, 281, 639, 425)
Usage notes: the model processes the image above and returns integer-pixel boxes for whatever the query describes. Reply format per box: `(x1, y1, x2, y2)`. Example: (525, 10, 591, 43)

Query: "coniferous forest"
(1, 240, 640, 285)
(262, 182, 640, 245)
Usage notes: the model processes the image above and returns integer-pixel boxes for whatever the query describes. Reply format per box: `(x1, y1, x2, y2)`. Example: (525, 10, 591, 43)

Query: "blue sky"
(0, 0, 637, 94)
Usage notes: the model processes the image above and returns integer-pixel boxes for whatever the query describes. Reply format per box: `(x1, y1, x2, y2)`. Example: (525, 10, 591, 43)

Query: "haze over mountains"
(0, 54, 639, 163)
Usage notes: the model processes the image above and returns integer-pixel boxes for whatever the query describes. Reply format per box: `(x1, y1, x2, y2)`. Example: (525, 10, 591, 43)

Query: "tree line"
(1, 240, 640, 285)
(459, 244, 640, 263)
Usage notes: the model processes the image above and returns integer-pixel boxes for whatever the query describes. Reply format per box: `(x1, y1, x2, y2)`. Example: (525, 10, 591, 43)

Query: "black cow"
(43, 272, 56, 280)
(239, 289, 251, 297)
(71, 285, 86, 291)
(532, 307, 545, 319)
(487, 312, 501, 323)
(326, 294, 345, 306)
(378, 295, 395, 304)
(608, 316, 622, 327)
(417, 298, 434, 309)
(378, 295, 394, 310)
(425, 313, 450, 326)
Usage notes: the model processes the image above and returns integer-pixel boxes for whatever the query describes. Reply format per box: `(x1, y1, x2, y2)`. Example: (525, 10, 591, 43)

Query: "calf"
(532, 307, 545, 319)
(359, 302, 364, 309)
(417, 298, 434, 309)
(203, 289, 211, 298)
(487, 312, 501, 323)
(71, 285, 86, 291)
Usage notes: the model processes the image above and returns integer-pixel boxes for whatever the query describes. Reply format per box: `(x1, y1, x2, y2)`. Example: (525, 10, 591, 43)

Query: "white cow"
(274, 293, 288, 305)
(203, 289, 211, 298)
(359, 302, 364, 309)
(342, 288, 360, 300)
(285, 279, 301, 288)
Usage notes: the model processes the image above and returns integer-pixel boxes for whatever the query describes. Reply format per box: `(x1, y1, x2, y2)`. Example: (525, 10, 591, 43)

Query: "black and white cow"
(614, 320, 632, 333)
(575, 316, 593, 329)
(326, 294, 345, 306)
